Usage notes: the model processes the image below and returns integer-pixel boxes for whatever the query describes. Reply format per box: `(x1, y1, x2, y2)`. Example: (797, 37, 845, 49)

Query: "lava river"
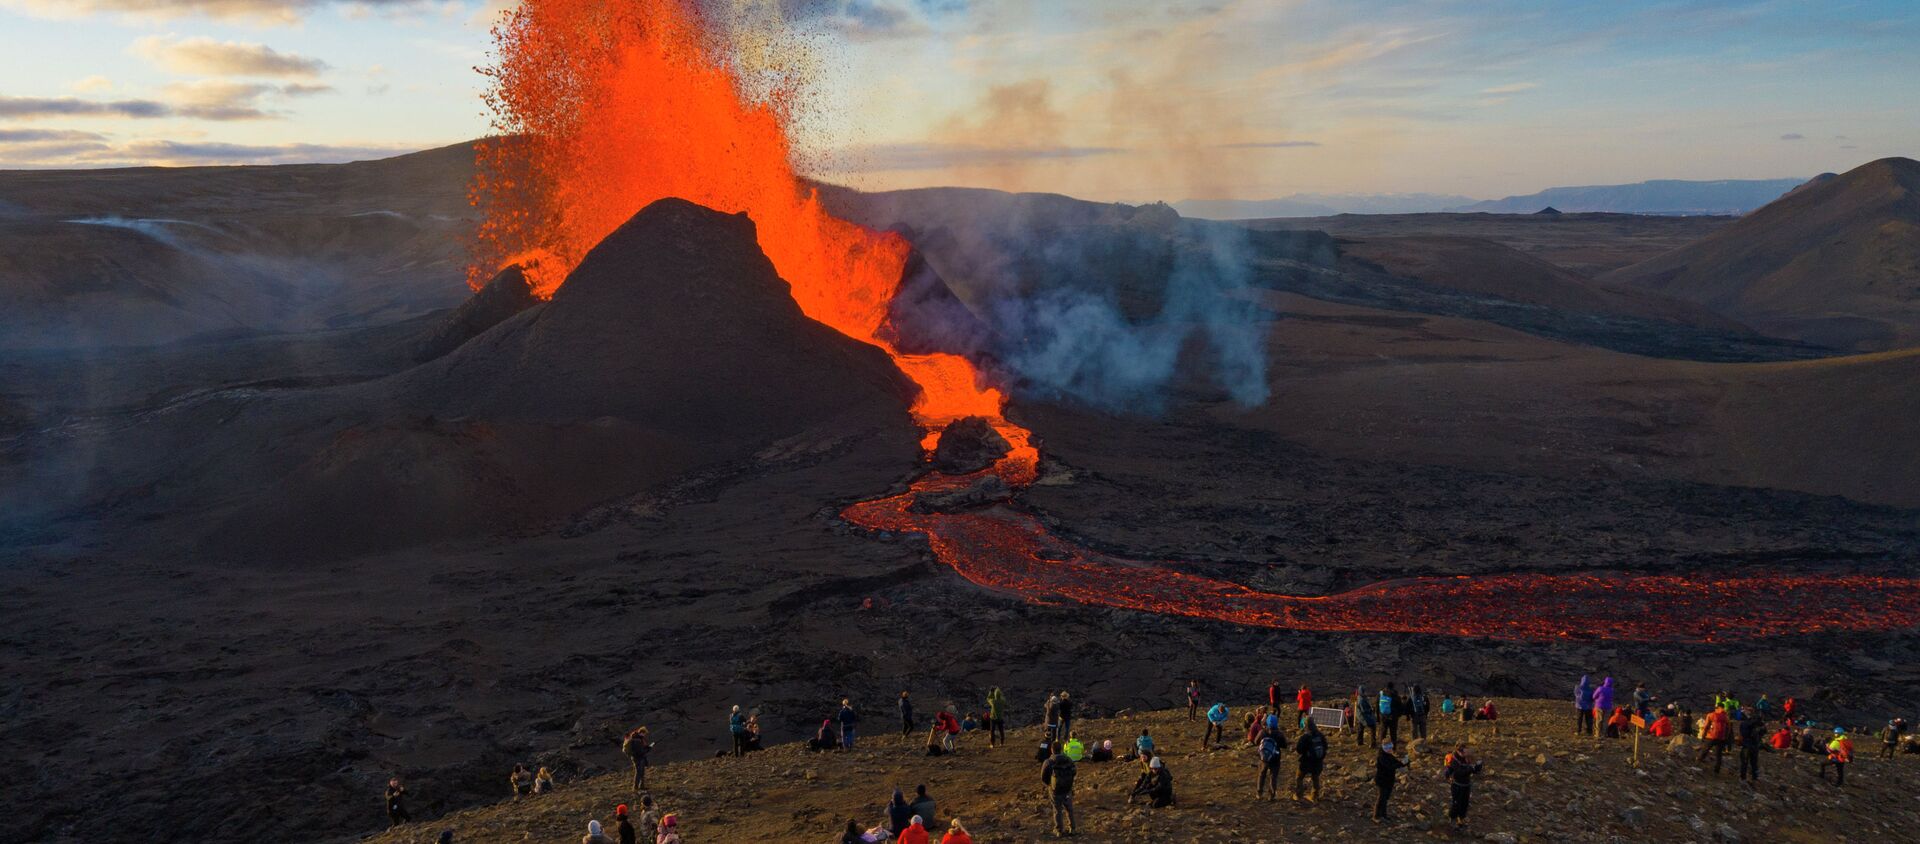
(843, 460, 1920, 644)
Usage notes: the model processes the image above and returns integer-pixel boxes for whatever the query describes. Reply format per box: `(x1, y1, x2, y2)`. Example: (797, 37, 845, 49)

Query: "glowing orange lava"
(477, 0, 1911, 643)
(471, 0, 1032, 459)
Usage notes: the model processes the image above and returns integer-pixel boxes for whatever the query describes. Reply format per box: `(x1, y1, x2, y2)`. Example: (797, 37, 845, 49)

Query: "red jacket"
(939, 832, 973, 844)
(1649, 716, 1675, 737)
(1768, 728, 1792, 749)
(1296, 688, 1312, 711)
(935, 712, 961, 734)
(897, 824, 930, 844)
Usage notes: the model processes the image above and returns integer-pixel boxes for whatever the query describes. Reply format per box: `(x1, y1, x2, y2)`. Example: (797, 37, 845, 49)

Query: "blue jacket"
(729, 712, 746, 735)
(1575, 676, 1593, 710)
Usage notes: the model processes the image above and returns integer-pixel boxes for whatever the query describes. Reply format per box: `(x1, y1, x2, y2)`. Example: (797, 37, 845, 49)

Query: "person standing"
(1293, 718, 1327, 803)
(1379, 684, 1401, 745)
(838, 698, 860, 751)
(384, 782, 410, 828)
(622, 727, 652, 792)
(635, 797, 660, 844)
(1821, 728, 1854, 786)
(1042, 692, 1062, 744)
(1884, 718, 1910, 760)
(1633, 683, 1655, 721)
(900, 692, 916, 738)
(1738, 709, 1766, 782)
(1441, 744, 1484, 829)
(1057, 692, 1076, 741)
(615, 805, 636, 844)
(1592, 677, 1615, 738)
(1295, 684, 1313, 725)
(1204, 702, 1230, 749)
(729, 705, 749, 757)
(1256, 728, 1284, 801)
(986, 688, 1009, 748)
(1574, 675, 1595, 736)
(1353, 688, 1378, 747)
(655, 814, 682, 844)
(1268, 679, 1284, 713)
(1697, 703, 1732, 774)
(1041, 742, 1079, 838)
(1371, 741, 1410, 823)
(1186, 680, 1201, 719)
(1409, 685, 1430, 741)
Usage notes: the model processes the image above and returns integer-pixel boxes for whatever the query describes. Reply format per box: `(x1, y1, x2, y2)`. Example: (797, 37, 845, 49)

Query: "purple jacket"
(1593, 678, 1615, 712)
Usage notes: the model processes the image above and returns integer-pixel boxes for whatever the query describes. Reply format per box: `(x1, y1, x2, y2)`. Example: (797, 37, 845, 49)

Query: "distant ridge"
(1173, 192, 1475, 219)
(1454, 177, 1806, 215)
(1602, 158, 1920, 350)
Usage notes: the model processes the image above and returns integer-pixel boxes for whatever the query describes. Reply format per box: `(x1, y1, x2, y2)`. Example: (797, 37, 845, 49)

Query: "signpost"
(1630, 714, 1647, 766)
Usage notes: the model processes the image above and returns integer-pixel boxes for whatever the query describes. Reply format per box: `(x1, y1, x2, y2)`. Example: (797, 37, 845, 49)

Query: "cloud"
(1480, 82, 1539, 95)
(0, 137, 417, 167)
(0, 0, 429, 25)
(1218, 140, 1320, 149)
(1780, 133, 1805, 141)
(0, 96, 175, 120)
(785, 0, 937, 41)
(70, 76, 115, 94)
(836, 141, 1125, 172)
(133, 35, 330, 78)
(0, 128, 110, 143)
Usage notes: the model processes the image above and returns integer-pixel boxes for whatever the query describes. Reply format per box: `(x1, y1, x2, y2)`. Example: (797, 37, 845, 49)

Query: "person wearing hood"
(1257, 727, 1284, 801)
(1592, 678, 1615, 737)
(1295, 685, 1313, 724)
(1371, 740, 1410, 823)
(1204, 702, 1230, 749)
(729, 705, 749, 757)
(655, 814, 681, 844)
(986, 687, 1009, 748)
(1884, 717, 1910, 759)
(1353, 688, 1379, 747)
(838, 698, 860, 751)
(940, 818, 974, 844)
(888, 789, 916, 835)
(1146, 755, 1175, 808)
(1294, 718, 1328, 803)
(896, 816, 931, 844)
(1605, 706, 1630, 739)
(1441, 744, 1484, 829)
(1574, 675, 1595, 736)
(1697, 703, 1733, 774)
(582, 819, 616, 844)
(635, 796, 660, 843)
(1089, 739, 1115, 762)
(1409, 684, 1431, 740)
(840, 818, 865, 844)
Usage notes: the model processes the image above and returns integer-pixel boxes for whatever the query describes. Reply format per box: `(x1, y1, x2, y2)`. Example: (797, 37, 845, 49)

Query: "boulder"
(932, 416, 1012, 474)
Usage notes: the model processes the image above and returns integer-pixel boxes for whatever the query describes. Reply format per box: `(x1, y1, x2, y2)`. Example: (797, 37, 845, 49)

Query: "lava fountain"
(475, 0, 1920, 643)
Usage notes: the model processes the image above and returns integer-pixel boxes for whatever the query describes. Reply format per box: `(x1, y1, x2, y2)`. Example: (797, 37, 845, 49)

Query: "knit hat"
(587, 820, 603, 835)
(616, 804, 628, 817)
(661, 814, 678, 827)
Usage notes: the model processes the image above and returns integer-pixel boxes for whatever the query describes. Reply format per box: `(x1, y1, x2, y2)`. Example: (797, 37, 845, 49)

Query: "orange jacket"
(1828, 736, 1854, 763)
(1704, 709, 1731, 741)
(1768, 729, 1792, 749)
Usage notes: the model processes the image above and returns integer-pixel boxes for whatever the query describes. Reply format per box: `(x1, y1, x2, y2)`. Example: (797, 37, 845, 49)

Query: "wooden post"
(1630, 713, 1647, 767)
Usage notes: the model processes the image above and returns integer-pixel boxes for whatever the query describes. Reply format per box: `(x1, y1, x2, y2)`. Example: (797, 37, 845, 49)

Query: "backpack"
(1260, 737, 1280, 763)
(1411, 694, 1429, 716)
(1378, 693, 1393, 716)
(1305, 733, 1327, 760)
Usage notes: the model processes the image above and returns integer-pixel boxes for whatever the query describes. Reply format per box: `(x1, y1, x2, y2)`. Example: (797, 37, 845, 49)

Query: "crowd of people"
(378, 675, 1914, 841)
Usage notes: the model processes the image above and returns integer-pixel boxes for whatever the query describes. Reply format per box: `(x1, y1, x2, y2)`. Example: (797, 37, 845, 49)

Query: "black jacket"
(1374, 750, 1408, 785)
(1042, 753, 1077, 795)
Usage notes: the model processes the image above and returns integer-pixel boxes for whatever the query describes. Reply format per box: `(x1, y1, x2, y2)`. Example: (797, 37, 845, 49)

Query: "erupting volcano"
(475, 0, 1919, 644)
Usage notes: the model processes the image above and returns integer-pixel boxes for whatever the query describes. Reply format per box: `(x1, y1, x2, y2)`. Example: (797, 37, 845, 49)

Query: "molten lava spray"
(471, 0, 1034, 467)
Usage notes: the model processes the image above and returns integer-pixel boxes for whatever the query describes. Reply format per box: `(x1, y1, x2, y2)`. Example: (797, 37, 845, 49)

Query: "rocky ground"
(363, 700, 1920, 843)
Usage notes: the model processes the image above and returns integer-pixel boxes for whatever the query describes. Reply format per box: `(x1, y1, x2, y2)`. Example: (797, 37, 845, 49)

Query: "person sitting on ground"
(1799, 729, 1819, 754)
(1650, 712, 1677, 738)
(511, 763, 533, 799)
(1606, 706, 1631, 739)
(1146, 755, 1175, 808)
(910, 784, 937, 830)
(840, 818, 866, 844)
(615, 804, 636, 844)
(1063, 735, 1085, 762)
(1127, 752, 1155, 804)
(582, 819, 616, 844)
(1135, 728, 1155, 761)
(1089, 739, 1115, 762)
(534, 767, 555, 794)
(1476, 700, 1500, 735)
(810, 718, 838, 752)
(888, 789, 915, 836)
(1769, 725, 1793, 750)
(1440, 694, 1457, 718)
(895, 815, 930, 844)
(1456, 695, 1471, 724)
(1677, 706, 1695, 737)
(960, 713, 979, 733)
(655, 814, 681, 844)
(940, 818, 973, 844)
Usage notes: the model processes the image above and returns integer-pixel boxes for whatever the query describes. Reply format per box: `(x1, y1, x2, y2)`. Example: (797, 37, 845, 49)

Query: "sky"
(0, 0, 1915, 202)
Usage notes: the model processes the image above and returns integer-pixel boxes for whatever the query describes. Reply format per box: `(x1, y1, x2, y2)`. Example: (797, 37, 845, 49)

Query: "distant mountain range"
(1180, 177, 1813, 219)
(1452, 178, 1810, 215)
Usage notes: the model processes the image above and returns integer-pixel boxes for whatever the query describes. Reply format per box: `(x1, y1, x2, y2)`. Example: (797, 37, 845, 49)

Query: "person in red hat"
(615, 803, 636, 844)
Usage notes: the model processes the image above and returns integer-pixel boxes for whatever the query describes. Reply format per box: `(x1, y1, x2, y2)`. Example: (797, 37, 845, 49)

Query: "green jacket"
(987, 689, 1007, 719)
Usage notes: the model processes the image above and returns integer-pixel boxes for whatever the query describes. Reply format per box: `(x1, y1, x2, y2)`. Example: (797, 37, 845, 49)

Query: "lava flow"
(477, 0, 1917, 644)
